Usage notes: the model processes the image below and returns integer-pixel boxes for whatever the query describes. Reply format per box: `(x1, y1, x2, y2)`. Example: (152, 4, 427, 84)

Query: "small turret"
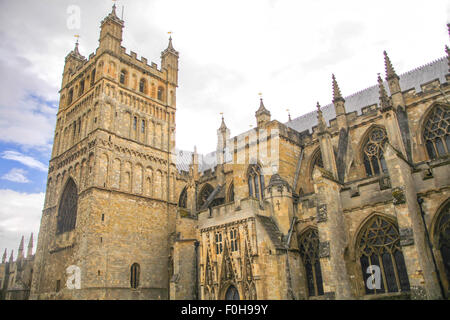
(62, 40, 86, 88)
(255, 98, 271, 127)
(9, 250, 13, 264)
(98, 4, 124, 53)
(2, 249, 6, 263)
(161, 35, 180, 87)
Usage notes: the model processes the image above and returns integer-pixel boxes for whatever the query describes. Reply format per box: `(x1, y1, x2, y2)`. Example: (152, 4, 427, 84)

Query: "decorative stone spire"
(219, 114, 228, 132)
(27, 233, 34, 259)
(66, 38, 85, 62)
(316, 102, 327, 132)
(2, 249, 6, 263)
(18, 235, 24, 260)
(9, 250, 13, 263)
(331, 74, 346, 118)
(378, 73, 391, 110)
(255, 97, 271, 127)
(162, 34, 179, 57)
(332, 74, 345, 103)
(383, 50, 399, 81)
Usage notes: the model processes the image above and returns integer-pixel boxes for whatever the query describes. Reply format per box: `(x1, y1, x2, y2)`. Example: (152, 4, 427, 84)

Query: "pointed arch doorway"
(225, 285, 240, 300)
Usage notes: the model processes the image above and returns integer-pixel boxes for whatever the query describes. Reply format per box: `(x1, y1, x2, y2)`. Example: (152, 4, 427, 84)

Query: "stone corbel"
(399, 227, 414, 246)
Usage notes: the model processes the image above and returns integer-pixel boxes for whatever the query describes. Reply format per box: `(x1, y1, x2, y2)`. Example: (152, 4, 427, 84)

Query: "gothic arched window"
(423, 105, 450, 159)
(310, 149, 323, 179)
(362, 127, 388, 177)
(157, 87, 164, 101)
(56, 178, 78, 234)
(90, 69, 96, 87)
(79, 80, 84, 96)
(179, 187, 187, 208)
(248, 165, 264, 200)
(120, 70, 127, 85)
(435, 200, 450, 283)
(130, 263, 140, 289)
(357, 215, 410, 295)
(298, 228, 324, 297)
(198, 184, 214, 210)
(67, 88, 73, 105)
(139, 78, 146, 93)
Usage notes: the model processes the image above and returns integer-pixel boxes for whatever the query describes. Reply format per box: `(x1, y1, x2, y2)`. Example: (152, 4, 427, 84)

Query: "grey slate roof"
(286, 57, 448, 134)
(176, 57, 448, 173)
(175, 149, 218, 173)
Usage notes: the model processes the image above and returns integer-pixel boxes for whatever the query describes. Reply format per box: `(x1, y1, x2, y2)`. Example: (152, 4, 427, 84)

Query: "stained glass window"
(357, 216, 410, 295)
(423, 105, 450, 159)
(363, 128, 388, 177)
(56, 178, 78, 234)
(436, 201, 450, 282)
(298, 228, 324, 297)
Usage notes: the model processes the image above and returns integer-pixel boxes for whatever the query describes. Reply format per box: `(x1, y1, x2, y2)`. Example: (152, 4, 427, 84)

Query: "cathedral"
(7, 5, 450, 300)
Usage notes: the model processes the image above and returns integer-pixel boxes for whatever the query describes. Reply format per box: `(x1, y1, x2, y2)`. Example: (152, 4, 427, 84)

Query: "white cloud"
(0, 189, 43, 256)
(0, 0, 448, 155)
(2, 150, 48, 172)
(1, 168, 30, 184)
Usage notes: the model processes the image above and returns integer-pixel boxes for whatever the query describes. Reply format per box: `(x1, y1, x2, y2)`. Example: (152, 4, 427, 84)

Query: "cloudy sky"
(0, 0, 449, 257)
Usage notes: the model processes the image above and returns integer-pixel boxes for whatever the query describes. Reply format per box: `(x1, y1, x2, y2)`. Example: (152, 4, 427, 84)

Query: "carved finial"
(27, 233, 34, 258)
(377, 73, 391, 110)
(112, 0, 117, 15)
(9, 250, 13, 263)
(332, 74, 344, 103)
(255, 93, 270, 116)
(286, 109, 291, 122)
(317, 101, 326, 131)
(383, 50, 399, 80)
(2, 249, 6, 264)
(18, 235, 24, 259)
(219, 112, 227, 131)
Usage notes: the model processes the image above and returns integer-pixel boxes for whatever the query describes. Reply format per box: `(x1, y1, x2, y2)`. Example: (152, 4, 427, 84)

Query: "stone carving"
(318, 241, 330, 258)
(392, 187, 406, 205)
(379, 176, 391, 190)
(317, 204, 328, 223)
(399, 227, 414, 246)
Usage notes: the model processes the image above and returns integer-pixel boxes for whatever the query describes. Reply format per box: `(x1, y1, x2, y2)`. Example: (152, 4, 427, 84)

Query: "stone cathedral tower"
(30, 5, 179, 299)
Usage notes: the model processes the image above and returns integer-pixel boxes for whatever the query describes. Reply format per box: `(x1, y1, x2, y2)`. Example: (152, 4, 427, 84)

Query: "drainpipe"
(194, 240, 199, 300)
(417, 197, 446, 299)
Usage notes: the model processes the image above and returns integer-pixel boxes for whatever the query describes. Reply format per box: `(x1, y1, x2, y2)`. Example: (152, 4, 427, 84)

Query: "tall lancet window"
(247, 164, 264, 200)
(56, 178, 78, 234)
(130, 263, 140, 289)
(298, 228, 324, 297)
(179, 187, 187, 208)
(435, 200, 450, 283)
(423, 104, 450, 159)
(357, 215, 410, 295)
(362, 127, 388, 177)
